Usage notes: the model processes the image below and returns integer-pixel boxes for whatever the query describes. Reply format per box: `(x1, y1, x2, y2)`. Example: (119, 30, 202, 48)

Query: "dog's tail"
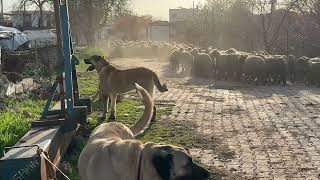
(152, 72, 168, 93)
(131, 83, 154, 137)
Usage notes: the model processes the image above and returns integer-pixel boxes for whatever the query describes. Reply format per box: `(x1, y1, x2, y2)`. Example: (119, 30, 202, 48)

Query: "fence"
(1, 46, 59, 74)
(35, 46, 59, 72)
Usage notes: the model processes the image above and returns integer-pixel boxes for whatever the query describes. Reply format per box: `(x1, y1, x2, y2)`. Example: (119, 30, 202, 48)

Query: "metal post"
(54, 0, 65, 111)
(0, 46, 2, 74)
(286, 18, 290, 56)
(60, 0, 74, 113)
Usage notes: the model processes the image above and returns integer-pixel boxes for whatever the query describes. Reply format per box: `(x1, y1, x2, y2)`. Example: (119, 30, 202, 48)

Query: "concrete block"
(15, 83, 24, 94)
(5, 83, 15, 96)
(21, 78, 34, 91)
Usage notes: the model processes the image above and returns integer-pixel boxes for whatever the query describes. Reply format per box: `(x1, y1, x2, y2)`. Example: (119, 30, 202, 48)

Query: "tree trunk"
(38, 5, 44, 28)
(86, 0, 95, 46)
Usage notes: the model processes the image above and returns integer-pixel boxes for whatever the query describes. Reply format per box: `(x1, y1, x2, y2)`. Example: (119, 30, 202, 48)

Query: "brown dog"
(78, 84, 210, 180)
(84, 55, 168, 120)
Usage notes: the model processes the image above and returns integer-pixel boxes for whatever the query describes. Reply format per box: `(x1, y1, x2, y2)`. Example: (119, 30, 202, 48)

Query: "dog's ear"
(105, 59, 110, 65)
(95, 55, 102, 60)
(152, 149, 173, 180)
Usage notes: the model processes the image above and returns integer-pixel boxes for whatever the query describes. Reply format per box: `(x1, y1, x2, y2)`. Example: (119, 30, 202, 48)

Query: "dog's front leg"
(91, 89, 99, 102)
(99, 94, 109, 120)
(92, 84, 101, 102)
(109, 94, 117, 121)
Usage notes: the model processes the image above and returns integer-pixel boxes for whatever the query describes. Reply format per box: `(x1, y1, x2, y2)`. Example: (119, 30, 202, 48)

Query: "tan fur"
(78, 84, 210, 180)
(84, 55, 168, 120)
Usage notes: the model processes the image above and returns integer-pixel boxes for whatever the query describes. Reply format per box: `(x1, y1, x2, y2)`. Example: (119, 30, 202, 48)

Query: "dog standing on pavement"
(84, 55, 168, 120)
(78, 83, 210, 180)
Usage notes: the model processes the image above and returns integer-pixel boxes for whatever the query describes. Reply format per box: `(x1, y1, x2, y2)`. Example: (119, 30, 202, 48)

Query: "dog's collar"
(136, 147, 145, 180)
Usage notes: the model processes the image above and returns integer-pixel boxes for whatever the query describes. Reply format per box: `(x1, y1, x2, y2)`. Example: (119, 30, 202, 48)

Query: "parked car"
(0, 26, 30, 51)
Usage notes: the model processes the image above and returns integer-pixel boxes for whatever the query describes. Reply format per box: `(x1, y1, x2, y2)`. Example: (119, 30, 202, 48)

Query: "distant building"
(147, 21, 169, 42)
(169, 8, 200, 42)
(169, 8, 197, 23)
(11, 11, 55, 30)
(93, 24, 113, 47)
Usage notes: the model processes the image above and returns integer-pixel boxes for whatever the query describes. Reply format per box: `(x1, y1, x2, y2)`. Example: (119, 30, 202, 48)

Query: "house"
(147, 21, 169, 42)
(10, 11, 55, 30)
(169, 8, 200, 42)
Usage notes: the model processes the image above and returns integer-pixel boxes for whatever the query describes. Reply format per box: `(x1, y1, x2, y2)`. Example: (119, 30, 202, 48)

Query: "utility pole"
(193, 0, 195, 18)
(0, 0, 3, 23)
(23, 2, 26, 29)
(271, 0, 277, 13)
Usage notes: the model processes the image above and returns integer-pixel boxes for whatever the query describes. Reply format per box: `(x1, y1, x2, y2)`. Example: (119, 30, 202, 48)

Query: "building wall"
(169, 8, 196, 23)
(12, 15, 23, 28)
(169, 21, 189, 42)
(169, 8, 199, 42)
(148, 25, 169, 42)
(12, 11, 53, 29)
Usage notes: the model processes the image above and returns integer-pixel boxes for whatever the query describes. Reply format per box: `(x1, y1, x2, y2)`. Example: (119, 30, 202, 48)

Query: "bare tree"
(248, 0, 299, 53)
(188, 0, 258, 49)
(295, 0, 320, 25)
(293, 0, 320, 56)
(68, 0, 130, 46)
(187, 0, 232, 46)
(17, 0, 52, 28)
(112, 14, 151, 41)
(183, 0, 319, 56)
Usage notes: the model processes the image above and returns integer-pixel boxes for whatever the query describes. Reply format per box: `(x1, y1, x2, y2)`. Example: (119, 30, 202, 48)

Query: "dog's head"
(84, 55, 109, 72)
(146, 144, 210, 180)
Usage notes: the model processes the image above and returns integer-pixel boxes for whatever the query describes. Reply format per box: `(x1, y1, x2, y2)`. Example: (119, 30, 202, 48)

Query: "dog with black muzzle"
(78, 83, 210, 180)
(84, 55, 168, 120)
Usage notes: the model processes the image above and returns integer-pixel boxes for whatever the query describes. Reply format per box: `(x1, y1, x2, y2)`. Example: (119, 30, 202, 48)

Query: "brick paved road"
(111, 58, 320, 179)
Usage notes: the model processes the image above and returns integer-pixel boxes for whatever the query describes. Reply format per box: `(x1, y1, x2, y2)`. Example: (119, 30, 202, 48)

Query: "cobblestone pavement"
(111, 58, 320, 179)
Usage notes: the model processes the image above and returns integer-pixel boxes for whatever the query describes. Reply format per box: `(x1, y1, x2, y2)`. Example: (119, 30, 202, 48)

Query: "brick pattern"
(111, 58, 320, 179)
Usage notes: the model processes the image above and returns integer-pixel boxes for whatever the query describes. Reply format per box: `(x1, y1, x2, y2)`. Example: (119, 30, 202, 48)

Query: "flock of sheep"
(170, 47, 320, 86)
(109, 40, 172, 58)
(109, 40, 320, 86)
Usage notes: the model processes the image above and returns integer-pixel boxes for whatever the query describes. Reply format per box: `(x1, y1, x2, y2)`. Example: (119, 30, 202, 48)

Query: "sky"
(3, 0, 17, 12)
(131, 0, 205, 20)
(3, 0, 205, 20)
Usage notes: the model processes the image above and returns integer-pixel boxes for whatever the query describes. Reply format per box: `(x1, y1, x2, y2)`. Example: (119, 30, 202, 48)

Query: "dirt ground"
(110, 57, 320, 180)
